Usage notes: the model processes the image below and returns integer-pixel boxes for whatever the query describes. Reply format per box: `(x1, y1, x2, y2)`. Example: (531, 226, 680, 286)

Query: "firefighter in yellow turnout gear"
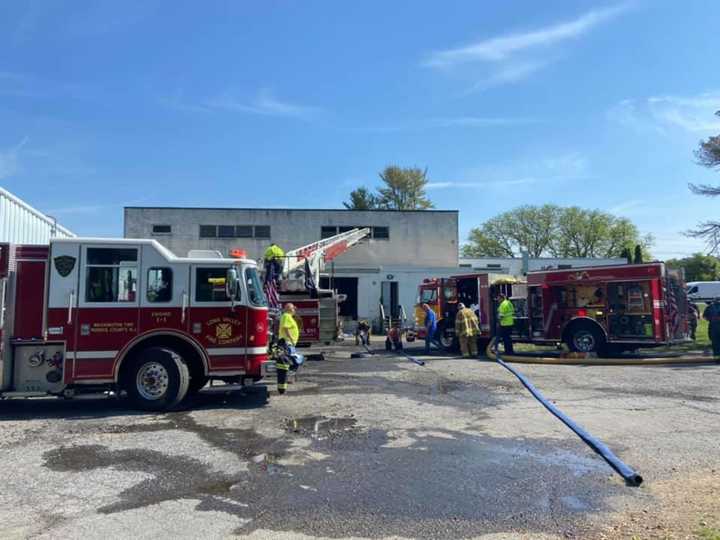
(455, 302, 480, 357)
(275, 303, 300, 394)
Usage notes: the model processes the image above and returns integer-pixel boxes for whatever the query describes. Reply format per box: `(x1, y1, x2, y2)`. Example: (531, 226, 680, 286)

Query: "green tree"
(462, 204, 559, 258)
(343, 187, 380, 210)
(463, 205, 653, 259)
(688, 110, 720, 253)
(376, 166, 434, 210)
(666, 253, 720, 281)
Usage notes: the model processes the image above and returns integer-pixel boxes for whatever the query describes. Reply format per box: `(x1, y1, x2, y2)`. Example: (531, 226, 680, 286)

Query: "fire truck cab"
(414, 273, 523, 350)
(0, 238, 272, 410)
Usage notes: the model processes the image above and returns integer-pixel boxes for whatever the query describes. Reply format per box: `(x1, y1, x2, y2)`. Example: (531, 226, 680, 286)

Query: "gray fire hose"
(492, 338, 643, 487)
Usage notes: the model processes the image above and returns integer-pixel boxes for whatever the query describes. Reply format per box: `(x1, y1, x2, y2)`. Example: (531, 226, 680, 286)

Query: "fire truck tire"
(566, 324, 606, 355)
(436, 323, 456, 352)
(124, 347, 190, 411)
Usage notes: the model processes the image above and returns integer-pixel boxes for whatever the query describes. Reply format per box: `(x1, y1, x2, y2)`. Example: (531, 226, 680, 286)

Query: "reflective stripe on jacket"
(455, 308, 480, 337)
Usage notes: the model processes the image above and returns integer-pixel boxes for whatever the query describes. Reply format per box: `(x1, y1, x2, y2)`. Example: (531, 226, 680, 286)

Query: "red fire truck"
(0, 238, 272, 410)
(523, 263, 690, 354)
(413, 273, 520, 349)
(414, 262, 690, 355)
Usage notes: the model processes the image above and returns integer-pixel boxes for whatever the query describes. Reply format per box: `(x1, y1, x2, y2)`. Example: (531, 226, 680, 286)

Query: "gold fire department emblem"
(216, 323, 233, 340)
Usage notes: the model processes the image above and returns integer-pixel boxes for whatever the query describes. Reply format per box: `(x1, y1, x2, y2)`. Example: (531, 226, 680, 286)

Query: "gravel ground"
(0, 344, 718, 539)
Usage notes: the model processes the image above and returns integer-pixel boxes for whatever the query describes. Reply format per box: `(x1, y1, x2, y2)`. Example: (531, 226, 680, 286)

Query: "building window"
(338, 226, 355, 234)
(147, 267, 172, 303)
(236, 225, 253, 238)
(199, 225, 217, 238)
(85, 248, 138, 303)
(152, 224, 172, 235)
(254, 225, 271, 239)
(195, 268, 231, 302)
(373, 226, 390, 240)
(218, 225, 236, 238)
(321, 226, 337, 239)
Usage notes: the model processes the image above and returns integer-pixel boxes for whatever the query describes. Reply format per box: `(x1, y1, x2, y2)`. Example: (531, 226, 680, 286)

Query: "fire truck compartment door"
(47, 242, 81, 350)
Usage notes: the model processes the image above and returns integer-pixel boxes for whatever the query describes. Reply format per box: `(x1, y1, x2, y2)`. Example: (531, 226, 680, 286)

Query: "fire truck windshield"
(420, 288, 437, 304)
(245, 267, 268, 307)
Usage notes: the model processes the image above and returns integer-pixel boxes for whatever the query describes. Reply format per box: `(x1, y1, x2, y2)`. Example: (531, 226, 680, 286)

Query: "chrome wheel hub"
(136, 362, 169, 400)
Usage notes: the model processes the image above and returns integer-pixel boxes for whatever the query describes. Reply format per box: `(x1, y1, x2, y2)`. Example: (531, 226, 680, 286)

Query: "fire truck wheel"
(436, 324, 456, 352)
(124, 347, 190, 411)
(567, 324, 605, 354)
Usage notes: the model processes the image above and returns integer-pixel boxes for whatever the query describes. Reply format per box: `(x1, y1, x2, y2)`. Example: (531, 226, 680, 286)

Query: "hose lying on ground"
(485, 344, 716, 366)
(490, 339, 643, 487)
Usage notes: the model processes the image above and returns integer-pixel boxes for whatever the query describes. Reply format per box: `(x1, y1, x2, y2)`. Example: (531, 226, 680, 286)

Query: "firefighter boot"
(276, 361, 290, 394)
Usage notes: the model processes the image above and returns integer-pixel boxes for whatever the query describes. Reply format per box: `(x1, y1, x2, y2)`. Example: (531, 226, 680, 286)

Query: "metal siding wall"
(0, 188, 75, 243)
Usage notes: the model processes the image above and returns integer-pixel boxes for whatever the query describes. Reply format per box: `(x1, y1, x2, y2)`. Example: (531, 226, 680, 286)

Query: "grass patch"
(696, 525, 720, 540)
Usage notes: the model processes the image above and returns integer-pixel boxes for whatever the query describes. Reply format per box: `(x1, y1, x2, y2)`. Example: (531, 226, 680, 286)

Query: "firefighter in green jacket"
(275, 303, 299, 394)
(497, 293, 515, 355)
(264, 243, 285, 285)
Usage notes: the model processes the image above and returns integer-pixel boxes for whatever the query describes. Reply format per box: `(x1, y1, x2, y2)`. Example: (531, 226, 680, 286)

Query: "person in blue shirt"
(422, 303, 438, 354)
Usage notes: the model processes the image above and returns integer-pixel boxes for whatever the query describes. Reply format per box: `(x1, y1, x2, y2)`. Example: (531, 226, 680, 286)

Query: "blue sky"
(1, 1, 720, 259)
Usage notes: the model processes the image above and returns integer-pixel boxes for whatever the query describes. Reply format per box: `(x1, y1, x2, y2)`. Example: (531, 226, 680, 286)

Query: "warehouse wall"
(124, 207, 459, 268)
(0, 188, 75, 244)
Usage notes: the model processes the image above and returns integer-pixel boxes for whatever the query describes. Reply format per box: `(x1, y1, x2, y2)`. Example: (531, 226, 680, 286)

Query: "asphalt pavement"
(0, 343, 718, 539)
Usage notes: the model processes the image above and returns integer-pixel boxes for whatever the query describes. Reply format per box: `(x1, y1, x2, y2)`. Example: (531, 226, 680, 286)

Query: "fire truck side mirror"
(226, 267, 239, 304)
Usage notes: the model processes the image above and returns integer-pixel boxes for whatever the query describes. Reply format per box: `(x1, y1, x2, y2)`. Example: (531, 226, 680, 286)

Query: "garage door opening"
(320, 276, 358, 320)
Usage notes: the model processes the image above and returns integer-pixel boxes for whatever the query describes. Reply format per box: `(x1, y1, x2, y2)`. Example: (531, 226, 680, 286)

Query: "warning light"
(577, 308, 587, 317)
(230, 249, 247, 259)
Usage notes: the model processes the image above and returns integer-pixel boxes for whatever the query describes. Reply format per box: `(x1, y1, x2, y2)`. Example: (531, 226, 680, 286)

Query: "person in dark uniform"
(702, 298, 720, 360)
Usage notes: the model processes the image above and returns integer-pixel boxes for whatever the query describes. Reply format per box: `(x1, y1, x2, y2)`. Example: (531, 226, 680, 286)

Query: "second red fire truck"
(0, 238, 272, 410)
(414, 262, 690, 355)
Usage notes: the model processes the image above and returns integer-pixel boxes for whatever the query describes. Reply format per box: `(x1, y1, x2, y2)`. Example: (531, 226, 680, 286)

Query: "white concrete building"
(124, 207, 459, 328)
(0, 187, 75, 243)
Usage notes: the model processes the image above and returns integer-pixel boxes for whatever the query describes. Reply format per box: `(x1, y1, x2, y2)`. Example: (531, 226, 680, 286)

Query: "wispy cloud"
(430, 115, 539, 128)
(441, 152, 590, 192)
(426, 178, 535, 190)
(424, 4, 629, 89)
(162, 88, 321, 120)
(425, 4, 628, 67)
(608, 199, 645, 216)
(0, 137, 29, 180)
(204, 89, 321, 119)
(609, 92, 720, 134)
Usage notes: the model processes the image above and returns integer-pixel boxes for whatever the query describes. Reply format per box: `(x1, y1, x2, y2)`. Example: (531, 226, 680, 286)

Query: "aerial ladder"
(279, 227, 371, 292)
(267, 227, 371, 345)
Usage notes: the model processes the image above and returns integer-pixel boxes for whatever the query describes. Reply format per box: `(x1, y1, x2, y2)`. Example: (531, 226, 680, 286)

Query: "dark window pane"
(338, 226, 354, 234)
(321, 226, 337, 239)
(195, 268, 230, 302)
(152, 224, 171, 234)
(373, 226, 389, 239)
(87, 248, 137, 265)
(245, 267, 267, 307)
(199, 225, 217, 238)
(254, 225, 271, 239)
(218, 225, 236, 238)
(85, 266, 137, 302)
(236, 225, 253, 238)
(147, 268, 173, 303)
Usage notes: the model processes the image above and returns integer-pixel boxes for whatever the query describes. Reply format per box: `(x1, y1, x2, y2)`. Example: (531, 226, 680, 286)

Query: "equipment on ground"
(0, 239, 273, 410)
